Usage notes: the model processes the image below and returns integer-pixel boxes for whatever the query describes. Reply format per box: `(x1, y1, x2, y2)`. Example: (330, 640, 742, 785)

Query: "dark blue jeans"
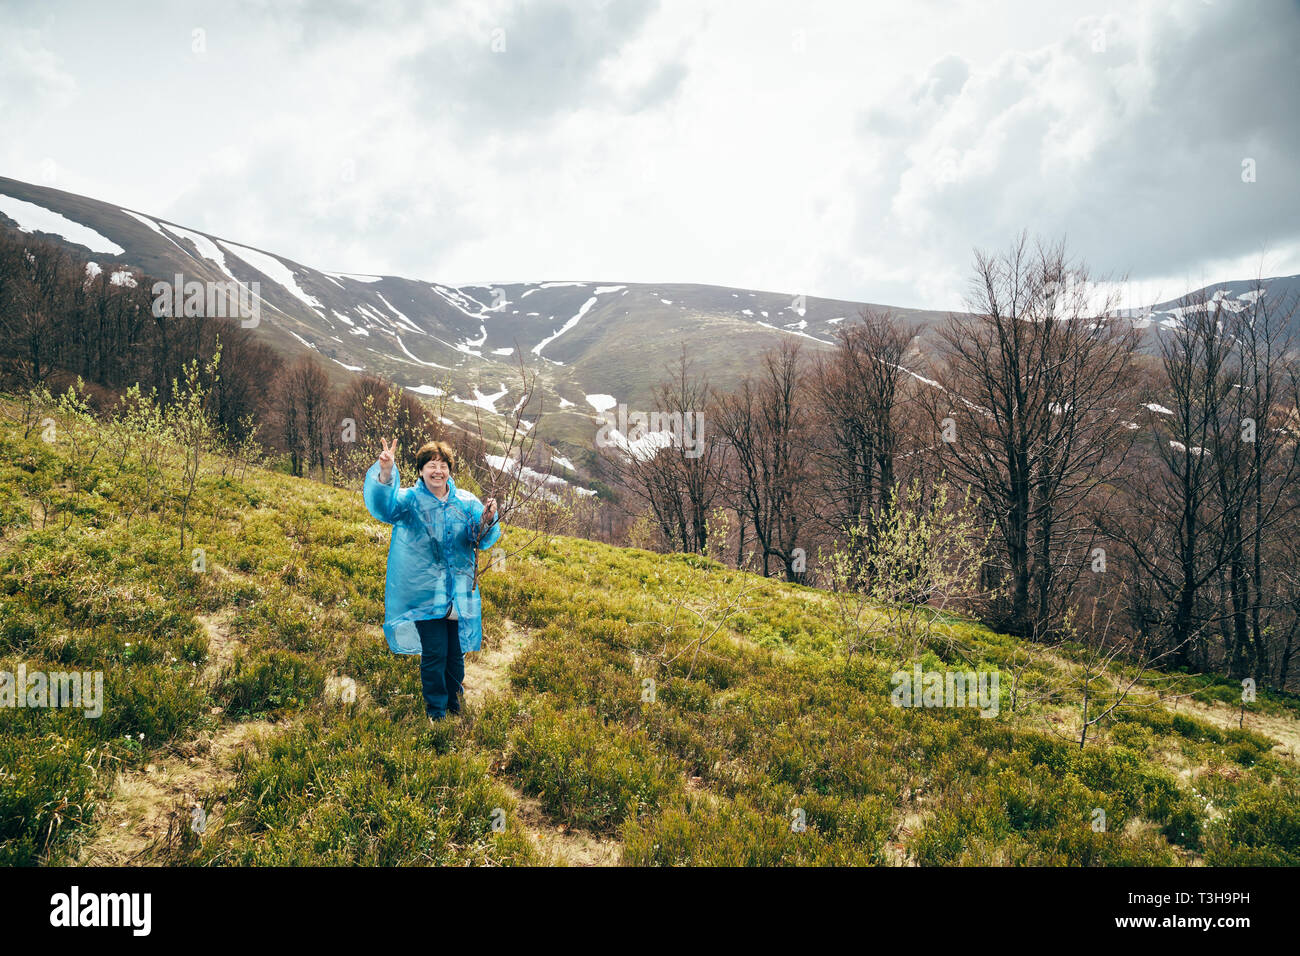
(415, 616, 464, 719)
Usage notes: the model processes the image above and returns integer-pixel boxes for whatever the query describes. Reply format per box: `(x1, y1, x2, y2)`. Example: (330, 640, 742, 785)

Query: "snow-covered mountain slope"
(4, 174, 1296, 481)
(1123, 276, 1300, 342)
(0, 176, 924, 405)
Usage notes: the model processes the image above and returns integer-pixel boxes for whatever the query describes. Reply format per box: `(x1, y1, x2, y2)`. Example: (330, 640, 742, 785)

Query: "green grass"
(2, 391, 1298, 866)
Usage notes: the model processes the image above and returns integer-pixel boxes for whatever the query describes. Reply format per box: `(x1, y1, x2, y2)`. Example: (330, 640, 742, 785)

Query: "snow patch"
(218, 239, 323, 312)
(376, 292, 424, 334)
(602, 427, 676, 463)
(484, 454, 596, 501)
(121, 209, 165, 235)
(326, 272, 383, 283)
(355, 303, 388, 325)
(388, 332, 449, 368)
(163, 223, 234, 278)
(0, 194, 124, 254)
(532, 295, 599, 356)
(453, 384, 509, 414)
(457, 324, 488, 355)
(754, 320, 834, 345)
(428, 283, 492, 319)
(83, 260, 137, 289)
(287, 329, 317, 350)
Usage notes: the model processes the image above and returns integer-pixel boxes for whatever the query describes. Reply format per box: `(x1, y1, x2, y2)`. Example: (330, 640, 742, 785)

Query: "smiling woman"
(362, 437, 500, 722)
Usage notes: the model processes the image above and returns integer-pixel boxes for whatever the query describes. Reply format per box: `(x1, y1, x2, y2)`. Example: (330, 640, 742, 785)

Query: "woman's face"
(421, 456, 450, 491)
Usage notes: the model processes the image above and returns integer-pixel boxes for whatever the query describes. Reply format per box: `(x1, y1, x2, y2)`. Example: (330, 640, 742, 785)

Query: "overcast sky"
(2, 0, 1297, 310)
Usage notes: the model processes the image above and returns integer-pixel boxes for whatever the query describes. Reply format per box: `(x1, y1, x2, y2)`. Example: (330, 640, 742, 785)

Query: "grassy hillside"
(1, 388, 1298, 866)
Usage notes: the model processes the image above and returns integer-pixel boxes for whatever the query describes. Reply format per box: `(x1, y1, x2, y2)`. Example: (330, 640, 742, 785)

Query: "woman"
(363, 437, 500, 723)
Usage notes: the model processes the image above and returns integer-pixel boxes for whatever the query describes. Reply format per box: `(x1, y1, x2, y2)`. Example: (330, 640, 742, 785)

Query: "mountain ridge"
(4, 173, 1299, 474)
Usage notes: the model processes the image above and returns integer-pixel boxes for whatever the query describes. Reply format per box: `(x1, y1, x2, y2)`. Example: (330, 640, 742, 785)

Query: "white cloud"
(1, 0, 1296, 311)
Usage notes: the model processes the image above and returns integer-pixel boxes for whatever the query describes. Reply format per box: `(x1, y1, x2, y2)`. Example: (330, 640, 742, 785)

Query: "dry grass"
(75, 718, 277, 865)
(1173, 698, 1300, 762)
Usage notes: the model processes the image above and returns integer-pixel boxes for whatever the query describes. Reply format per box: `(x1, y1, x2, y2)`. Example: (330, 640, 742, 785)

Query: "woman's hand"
(482, 497, 498, 526)
(378, 437, 397, 482)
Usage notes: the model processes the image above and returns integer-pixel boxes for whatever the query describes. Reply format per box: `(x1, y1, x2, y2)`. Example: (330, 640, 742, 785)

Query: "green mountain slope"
(2, 388, 1298, 866)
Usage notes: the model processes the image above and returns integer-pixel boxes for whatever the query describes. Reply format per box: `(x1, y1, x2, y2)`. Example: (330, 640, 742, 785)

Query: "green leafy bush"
(507, 705, 681, 832)
(1204, 783, 1300, 865)
(217, 649, 325, 718)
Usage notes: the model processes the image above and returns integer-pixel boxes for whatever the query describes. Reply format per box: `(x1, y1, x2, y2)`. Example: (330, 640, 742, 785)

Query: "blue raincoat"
(363, 462, 501, 655)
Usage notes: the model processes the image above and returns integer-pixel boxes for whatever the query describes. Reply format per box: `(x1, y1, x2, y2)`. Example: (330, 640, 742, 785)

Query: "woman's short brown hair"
(415, 440, 456, 474)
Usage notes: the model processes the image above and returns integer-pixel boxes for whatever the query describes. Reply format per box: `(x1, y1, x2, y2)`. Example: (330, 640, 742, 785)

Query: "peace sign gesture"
(378, 437, 397, 481)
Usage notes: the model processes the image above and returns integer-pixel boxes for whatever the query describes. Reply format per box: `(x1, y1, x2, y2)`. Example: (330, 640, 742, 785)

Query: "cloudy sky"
(2, 0, 1297, 310)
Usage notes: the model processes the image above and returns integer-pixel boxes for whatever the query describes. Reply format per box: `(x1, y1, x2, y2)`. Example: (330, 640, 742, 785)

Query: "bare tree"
(1107, 280, 1300, 683)
(276, 356, 332, 477)
(1222, 280, 1300, 682)
(0, 236, 64, 388)
(712, 339, 813, 580)
(808, 308, 922, 545)
(602, 346, 727, 554)
(1043, 589, 1191, 750)
(462, 356, 574, 589)
(924, 233, 1140, 638)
